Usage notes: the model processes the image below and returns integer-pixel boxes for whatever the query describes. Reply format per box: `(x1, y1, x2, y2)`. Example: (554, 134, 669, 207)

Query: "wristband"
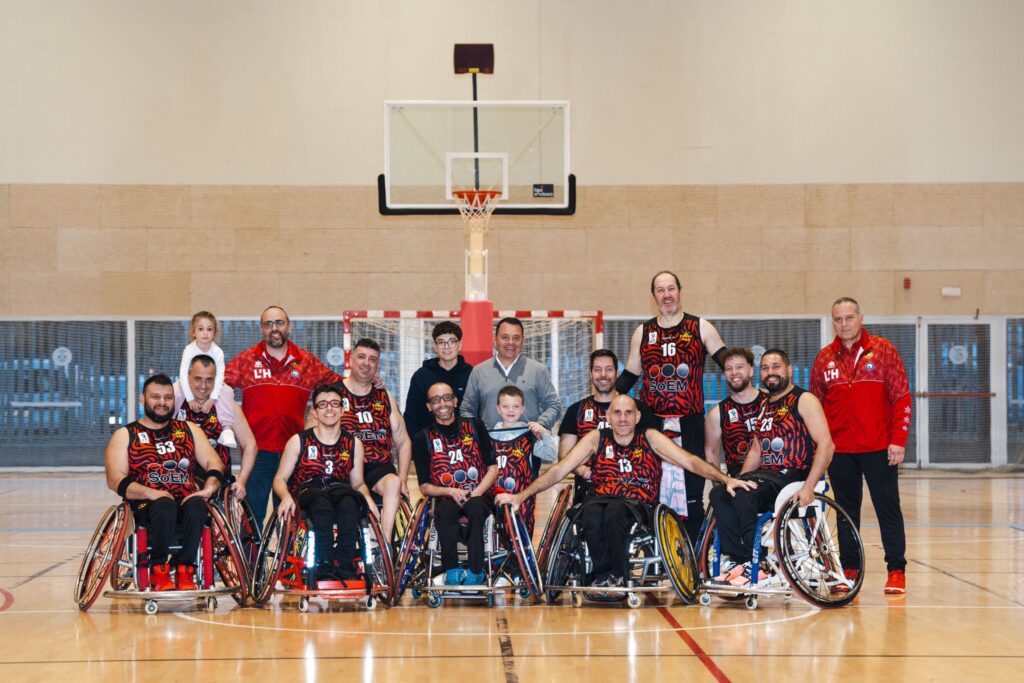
(116, 476, 133, 498)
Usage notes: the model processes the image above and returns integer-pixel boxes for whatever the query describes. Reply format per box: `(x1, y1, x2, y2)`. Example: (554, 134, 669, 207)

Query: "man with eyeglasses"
(411, 382, 498, 586)
(224, 305, 343, 526)
(404, 321, 474, 439)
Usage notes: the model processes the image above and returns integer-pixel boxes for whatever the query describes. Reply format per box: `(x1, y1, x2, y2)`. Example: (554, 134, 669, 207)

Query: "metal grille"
(927, 324, 991, 464)
(0, 321, 127, 466)
(867, 323, 919, 465)
(1008, 319, 1024, 466)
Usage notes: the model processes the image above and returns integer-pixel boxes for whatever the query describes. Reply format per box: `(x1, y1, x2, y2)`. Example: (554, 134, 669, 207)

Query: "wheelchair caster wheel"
(699, 593, 712, 607)
(411, 589, 422, 600)
(571, 592, 584, 609)
(144, 600, 159, 616)
(206, 597, 217, 613)
(427, 594, 442, 609)
(365, 596, 377, 610)
(745, 596, 758, 611)
(626, 593, 642, 609)
(298, 596, 310, 613)
(486, 593, 496, 608)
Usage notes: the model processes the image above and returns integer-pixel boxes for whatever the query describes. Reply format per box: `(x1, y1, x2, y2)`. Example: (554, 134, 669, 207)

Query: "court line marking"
(909, 558, 1024, 608)
(172, 605, 819, 636)
(495, 616, 518, 683)
(0, 588, 13, 612)
(656, 606, 731, 683)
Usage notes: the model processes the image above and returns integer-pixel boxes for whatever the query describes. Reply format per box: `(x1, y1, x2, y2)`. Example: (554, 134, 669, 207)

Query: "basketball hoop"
(453, 189, 502, 234)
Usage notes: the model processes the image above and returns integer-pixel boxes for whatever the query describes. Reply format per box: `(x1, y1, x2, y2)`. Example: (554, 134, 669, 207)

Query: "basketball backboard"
(380, 100, 574, 215)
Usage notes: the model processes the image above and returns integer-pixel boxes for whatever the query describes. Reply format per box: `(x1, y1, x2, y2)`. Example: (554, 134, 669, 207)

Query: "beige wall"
(2, 182, 1022, 318)
(2, 1, 1024, 185)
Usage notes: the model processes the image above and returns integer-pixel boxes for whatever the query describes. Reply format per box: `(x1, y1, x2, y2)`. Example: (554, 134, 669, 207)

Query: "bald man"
(498, 395, 753, 589)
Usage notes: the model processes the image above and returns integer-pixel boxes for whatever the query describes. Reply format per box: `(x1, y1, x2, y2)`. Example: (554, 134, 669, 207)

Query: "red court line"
(0, 587, 14, 612)
(656, 606, 731, 683)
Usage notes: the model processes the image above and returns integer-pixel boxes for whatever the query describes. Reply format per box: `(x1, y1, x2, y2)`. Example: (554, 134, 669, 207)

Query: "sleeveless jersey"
(176, 399, 230, 470)
(756, 387, 816, 472)
(591, 429, 662, 503)
(571, 395, 609, 436)
(337, 382, 394, 466)
(126, 420, 199, 501)
(287, 428, 357, 496)
(492, 429, 538, 533)
(426, 419, 486, 492)
(639, 314, 706, 418)
(718, 392, 767, 471)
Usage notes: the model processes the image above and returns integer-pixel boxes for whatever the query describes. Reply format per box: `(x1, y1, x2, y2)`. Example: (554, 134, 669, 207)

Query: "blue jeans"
(247, 450, 282, 530)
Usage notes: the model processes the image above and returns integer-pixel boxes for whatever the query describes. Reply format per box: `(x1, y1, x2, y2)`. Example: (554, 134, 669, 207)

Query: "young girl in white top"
(178, 311, 237, 448)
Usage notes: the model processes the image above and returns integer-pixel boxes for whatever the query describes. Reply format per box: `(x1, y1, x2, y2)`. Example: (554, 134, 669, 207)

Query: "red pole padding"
(460, 299, 494, 366)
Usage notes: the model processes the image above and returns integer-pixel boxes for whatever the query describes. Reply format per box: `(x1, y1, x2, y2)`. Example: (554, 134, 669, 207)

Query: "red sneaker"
(150, 563, 175, 592)
(884, 569, 906, 594)
(833, 568, 859, 594)
(175, 564, 199, 591)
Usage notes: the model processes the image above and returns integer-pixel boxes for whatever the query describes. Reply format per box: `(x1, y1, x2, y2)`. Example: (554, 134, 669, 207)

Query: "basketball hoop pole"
(472, 71, 480, 190)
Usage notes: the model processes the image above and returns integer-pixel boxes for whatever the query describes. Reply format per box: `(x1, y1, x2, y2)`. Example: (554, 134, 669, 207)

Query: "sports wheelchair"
(540, 486, 698, 608)
(393, 497, 543, 608)
(250, 493, 395, 611)
(75, 500, 248, 614)
(696, 479, 864, 610)
(213, 480, 261, 579)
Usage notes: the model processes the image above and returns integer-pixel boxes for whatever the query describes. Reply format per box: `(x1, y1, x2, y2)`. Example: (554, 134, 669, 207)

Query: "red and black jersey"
(287, 428, 357, 497)
(591, 429, 662, 503)
(176, 399, 230, 470)
(718, 392, 767, 472)
(126, 420, 199, 501)
(425, 418, 486, 492)
(639, 314, 707, 418)
(337, 382, 394, 466)
(566, 395, 609, 436)
(492, 429, 538, 533)
(756, 387, 816, 472)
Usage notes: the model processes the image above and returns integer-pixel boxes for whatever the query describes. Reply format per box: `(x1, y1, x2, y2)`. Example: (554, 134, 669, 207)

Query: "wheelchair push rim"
(503, 505, 544, 602)
(75, 503, 130, 611)
(656, 504, 699, 605)
(775, 493, 864, 608)
(535, 484, 573, 577)
(393, 497, 431, 604)
(208, 502, 249, 606)
(251, 513, 296, 606)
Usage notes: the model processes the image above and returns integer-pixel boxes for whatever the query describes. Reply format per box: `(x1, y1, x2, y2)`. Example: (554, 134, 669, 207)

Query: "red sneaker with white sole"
(884, 569, 906, 594)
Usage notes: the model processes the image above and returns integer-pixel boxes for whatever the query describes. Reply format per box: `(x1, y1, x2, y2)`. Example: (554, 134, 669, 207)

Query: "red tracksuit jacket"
(809, 329, 912, 453)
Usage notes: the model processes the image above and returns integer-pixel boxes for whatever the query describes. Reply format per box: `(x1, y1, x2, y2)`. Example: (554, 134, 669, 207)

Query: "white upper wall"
(2, 0, 1023, 184)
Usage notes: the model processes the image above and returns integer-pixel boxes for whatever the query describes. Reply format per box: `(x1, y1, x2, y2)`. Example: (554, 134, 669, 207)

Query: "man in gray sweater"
(460, 317, 562, 438)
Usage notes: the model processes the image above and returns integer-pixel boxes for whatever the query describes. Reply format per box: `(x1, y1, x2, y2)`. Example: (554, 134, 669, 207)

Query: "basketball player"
(273, 384, 376, 584)
(336, 338, 412, 542)
(499, 394, 753, 588)
(708, 349, 834, 586)
(704, 347, 766, 477)
(618, 271, 728, 538)
(104, 374, 226, 591)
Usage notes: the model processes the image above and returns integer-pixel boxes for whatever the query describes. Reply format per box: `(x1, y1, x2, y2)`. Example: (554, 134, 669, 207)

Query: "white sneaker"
(218, 429, 238, 449)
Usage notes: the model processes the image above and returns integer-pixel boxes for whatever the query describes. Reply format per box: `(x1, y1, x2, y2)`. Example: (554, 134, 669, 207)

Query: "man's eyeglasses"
(427, 394, 456, 405)
(314, 400, 342, 410)
(261, 319, 288, 329)
(434, 338, 459, 347)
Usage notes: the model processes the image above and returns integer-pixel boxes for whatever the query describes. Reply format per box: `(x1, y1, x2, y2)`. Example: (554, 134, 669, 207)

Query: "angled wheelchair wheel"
(209, 503, 249, 605)
(656, 504, 699, 605)
(504, 505, 543, 602)
(251, 514, 295, 606)
(393, 495, 414, 543)
(695, 510, 717, 581)
(775, 494, 864, 608)
(108, 513, 136, 591)
(364, 512, 395, 605)
(75, 503, 130, 611)
(393, 498, 431, 604)
(222, 487, 261, 577)
(544, 516, 579, 605)
(536, 484, 573, 576)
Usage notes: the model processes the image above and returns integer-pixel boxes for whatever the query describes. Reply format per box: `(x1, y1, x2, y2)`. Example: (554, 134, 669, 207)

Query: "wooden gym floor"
(1, 471, 1022, 682)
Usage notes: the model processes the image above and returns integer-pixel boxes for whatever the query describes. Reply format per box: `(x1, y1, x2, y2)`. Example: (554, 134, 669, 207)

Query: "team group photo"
(2, 1, 1023, 681)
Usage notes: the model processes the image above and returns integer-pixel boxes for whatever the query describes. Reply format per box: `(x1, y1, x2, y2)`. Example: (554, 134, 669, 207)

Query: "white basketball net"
(454, 190, 501, 234)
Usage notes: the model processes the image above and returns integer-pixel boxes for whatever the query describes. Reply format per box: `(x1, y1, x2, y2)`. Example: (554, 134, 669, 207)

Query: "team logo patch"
(290, 370, 300, 378)
(432, 438, 444, 453)
(138, 432, 150, 445)
(648, 331, 658, 344)
(372, 400, 385, 412)
(339, 450, 351, 461)
(864, 352, 873, 360)
(584, 408, 594, 422)
(680, 331, 693, 344)
(255, 360, 263, 368)
(176, 409, 186, 420)
(511, 448, 524, 459)
(605, 445, 615, 459)
(307, 446, 318, 460)
(776, 406, 789, 418)
(172, 428, 187, 441)
(865, 362, 875, 372)
(827, 360, 836, 369)
(632, 448, 643, 458)
(728, 408, 739, 423)
(461, 435, 474, 447)
(342, 398, 350, 411)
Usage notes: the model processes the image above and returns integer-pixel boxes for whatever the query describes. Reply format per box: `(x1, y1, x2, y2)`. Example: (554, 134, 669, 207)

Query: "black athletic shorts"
(364, 462, 398, 490)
